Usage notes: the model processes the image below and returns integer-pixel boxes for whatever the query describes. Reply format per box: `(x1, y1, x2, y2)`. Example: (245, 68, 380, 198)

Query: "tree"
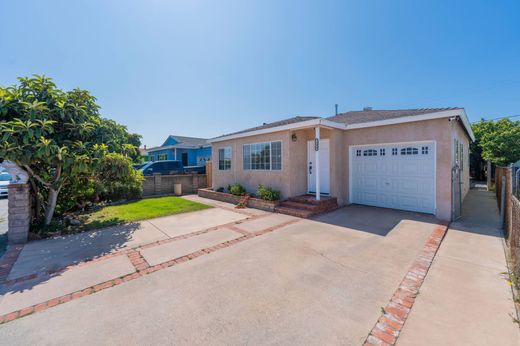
(472, 119, 520, 167)
(0, 75, 141, 225)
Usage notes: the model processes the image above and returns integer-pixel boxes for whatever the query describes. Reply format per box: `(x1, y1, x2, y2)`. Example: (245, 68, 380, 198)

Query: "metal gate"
(452, 164, 462, 220)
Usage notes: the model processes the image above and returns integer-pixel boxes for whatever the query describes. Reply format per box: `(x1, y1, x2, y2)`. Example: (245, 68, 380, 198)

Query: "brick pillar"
(8, 183, 31, 244)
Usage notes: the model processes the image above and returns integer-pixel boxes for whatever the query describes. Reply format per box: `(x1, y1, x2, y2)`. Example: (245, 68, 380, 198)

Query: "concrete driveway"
(0, 197, 442, 345)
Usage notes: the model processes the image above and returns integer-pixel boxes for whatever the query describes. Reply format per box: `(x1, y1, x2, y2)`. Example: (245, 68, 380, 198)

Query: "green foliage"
(256, 184, 281, 201)
(96, 153, 144, 201)
(472, 119, 520, 166)
(228, 183, 246, 196)
(0, 75, 143, 225)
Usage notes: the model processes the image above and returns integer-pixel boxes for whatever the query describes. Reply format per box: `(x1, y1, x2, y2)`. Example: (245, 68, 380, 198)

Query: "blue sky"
(1, 0, 519, 147)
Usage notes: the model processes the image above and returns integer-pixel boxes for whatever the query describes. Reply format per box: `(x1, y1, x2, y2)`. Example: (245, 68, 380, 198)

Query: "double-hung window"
(157, 154, 167, 161)
(243, 141, 282, 170)
(218, 147, 232, 170)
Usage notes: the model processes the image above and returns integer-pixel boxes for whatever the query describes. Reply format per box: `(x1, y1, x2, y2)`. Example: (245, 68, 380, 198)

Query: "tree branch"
(22, 164, 51, 187)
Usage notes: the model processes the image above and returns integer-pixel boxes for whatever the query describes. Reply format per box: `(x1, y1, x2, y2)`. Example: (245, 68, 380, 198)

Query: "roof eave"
(208, 118, 347, 143)
(345, 109, 475, 141)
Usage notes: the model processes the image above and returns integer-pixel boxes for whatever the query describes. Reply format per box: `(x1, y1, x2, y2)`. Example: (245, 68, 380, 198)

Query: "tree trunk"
(29, 178, 41, 221)
(44, 188, 59, 226)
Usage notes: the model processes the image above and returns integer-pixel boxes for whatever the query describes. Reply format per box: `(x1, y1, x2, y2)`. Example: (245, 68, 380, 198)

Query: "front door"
(307, 139, 330, 194)
(181, 152, 188, 166)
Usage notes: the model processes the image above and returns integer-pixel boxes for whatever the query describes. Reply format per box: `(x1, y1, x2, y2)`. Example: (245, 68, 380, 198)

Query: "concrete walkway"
(398, 189, 520, 345)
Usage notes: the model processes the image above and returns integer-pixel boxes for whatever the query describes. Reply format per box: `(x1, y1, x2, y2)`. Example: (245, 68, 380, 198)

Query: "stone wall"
(143, 174, 207, 197)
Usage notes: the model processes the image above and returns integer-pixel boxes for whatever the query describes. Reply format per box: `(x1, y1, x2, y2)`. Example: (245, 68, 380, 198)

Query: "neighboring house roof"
(326, 107, 463, 125)
(210, 108, 475, 143)
(165, 135, 209, 147)
(147, 134, 210, 153)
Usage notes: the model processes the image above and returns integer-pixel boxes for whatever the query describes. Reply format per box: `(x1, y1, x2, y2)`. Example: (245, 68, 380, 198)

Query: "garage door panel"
(400, 180, 421, 194)
(350, 142, 436, 214)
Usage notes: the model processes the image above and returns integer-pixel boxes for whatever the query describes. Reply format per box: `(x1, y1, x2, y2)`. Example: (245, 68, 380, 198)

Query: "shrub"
(228, 183, 246, 196)
(256, 184, 281, 201)
(96, 153, 144, 201)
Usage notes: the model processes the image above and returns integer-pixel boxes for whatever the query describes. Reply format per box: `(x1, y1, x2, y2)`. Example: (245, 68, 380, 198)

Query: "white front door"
(308, 139, 330, 194)
(350, 141, 436, 214)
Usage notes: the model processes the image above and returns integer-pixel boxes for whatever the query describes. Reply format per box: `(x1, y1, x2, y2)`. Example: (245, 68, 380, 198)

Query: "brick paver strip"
(1, 214, 271, 287)
(0, 245, 24, 283)
(363, 222, 449, 346)
(0, 217, 301, 325)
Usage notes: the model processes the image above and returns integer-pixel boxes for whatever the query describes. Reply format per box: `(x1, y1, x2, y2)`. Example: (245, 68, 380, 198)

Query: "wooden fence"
(206, 160, 213, 189)
(495, 166, 520, 276)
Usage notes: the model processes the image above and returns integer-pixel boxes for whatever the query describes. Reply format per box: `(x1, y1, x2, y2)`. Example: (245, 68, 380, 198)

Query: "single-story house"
(209, 107, 474, 221)
(146, 135, 212, 166)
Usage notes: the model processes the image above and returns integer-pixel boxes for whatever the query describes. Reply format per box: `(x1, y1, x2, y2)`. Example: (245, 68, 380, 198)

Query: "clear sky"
(1, 0, 519, 147)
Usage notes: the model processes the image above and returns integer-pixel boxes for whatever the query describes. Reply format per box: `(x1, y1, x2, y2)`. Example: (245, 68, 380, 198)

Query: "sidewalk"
(398, 189, 520, 345)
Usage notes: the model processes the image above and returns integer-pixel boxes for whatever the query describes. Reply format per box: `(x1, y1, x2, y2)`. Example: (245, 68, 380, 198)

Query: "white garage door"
(350, 142, 436, 214)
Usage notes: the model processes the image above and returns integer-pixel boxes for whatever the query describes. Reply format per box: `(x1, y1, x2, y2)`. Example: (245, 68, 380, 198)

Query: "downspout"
(315, 126, 321, 201)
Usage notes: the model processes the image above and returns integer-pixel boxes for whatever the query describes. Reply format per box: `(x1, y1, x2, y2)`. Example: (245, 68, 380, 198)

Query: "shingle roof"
(168, 135, 209, 147)
(326, 107, 463, 125)
(214, 116, 320, 139)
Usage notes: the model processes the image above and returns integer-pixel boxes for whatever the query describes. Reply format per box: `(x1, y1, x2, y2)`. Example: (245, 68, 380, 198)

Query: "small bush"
(228, 183, 246, 196)
(256, 184, 281, 201)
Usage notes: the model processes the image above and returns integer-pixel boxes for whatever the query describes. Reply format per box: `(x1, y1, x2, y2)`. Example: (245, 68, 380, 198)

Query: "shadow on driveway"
(312, 204, 440, 236)
(1, 222, 141, 295)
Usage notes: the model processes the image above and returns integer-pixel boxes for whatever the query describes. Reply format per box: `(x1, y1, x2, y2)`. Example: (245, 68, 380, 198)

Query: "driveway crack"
(145, 220, 171, 239)
(307, 247, 368, 273)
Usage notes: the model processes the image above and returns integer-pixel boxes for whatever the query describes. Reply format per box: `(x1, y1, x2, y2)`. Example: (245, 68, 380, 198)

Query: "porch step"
(274, 195, 338, 218)
(280, 200, 323, 211)
(273, 206, 315, 218)
(288, 195, 337, 207)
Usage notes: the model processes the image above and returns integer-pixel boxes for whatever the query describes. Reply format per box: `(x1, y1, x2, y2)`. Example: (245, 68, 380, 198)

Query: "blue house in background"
(146, 135, 211, 166)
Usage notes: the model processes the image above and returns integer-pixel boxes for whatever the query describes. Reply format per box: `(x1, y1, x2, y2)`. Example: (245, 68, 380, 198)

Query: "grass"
(32, 196, 213, 238)
(81, 196, 212, 231)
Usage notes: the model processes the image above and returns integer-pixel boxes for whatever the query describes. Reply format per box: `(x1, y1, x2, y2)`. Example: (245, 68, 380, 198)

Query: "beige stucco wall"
(211, 118, 471, 221)
(211, 131, 294, 199)
(343, 118, 454, 220)
(451, 120, 471, 200)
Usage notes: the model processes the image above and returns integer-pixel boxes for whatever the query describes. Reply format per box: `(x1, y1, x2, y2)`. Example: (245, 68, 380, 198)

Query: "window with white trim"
(218, 147, 232, 170)
(363, 149, 377, 156)
(157, 154, 167, 161)
(421, 146, 429, 155)
(380, 148, 385, 156)
(401, 147, 418, 155)
(356, 149, 361, 157)
(243, 141, 282, 170)
(392, 148, 398, 155)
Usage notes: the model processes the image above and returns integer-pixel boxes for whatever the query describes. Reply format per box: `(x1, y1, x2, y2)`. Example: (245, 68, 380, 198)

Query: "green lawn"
(81, 196, 212, 231)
